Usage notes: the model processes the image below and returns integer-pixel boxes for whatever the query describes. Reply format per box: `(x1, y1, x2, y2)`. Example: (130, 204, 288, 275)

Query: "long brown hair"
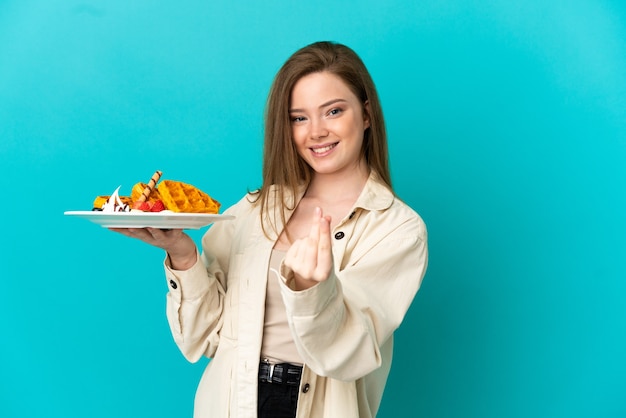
(253, 41, 391, 237)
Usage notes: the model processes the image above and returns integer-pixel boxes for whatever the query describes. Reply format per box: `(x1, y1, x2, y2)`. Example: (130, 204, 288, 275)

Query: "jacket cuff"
(164, 253, 211, 302)
(278, 261, 338, 316)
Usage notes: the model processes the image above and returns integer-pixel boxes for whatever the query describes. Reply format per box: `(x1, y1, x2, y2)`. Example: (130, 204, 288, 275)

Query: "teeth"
(312, 143, 336, 154)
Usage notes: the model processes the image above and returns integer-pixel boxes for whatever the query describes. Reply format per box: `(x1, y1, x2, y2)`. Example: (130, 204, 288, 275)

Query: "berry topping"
(150, 200, 165, 212)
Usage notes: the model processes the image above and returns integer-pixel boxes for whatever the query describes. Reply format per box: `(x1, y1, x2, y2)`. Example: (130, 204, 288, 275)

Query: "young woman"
(114, 41, 428, 418)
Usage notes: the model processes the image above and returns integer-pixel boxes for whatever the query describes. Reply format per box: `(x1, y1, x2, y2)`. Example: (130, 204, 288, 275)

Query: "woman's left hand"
(284, 207, 333, 290)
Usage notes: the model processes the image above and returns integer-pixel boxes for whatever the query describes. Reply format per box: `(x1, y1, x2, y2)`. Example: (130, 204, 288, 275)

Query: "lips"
(311, 142, 338, 155)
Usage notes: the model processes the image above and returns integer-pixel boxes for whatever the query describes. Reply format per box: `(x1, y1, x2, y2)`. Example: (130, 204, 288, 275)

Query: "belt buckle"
(262, 358, 275, 384)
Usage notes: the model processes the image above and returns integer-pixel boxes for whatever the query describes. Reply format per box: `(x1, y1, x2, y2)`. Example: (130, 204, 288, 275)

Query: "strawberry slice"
(133, 201, 151, 211)
(150, 200, 165, 212)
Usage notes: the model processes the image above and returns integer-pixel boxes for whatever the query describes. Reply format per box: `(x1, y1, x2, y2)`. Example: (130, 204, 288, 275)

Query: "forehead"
(290, 71, 358, 107)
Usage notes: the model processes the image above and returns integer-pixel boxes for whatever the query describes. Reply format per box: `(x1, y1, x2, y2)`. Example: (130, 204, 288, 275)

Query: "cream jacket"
(164, 173, 428, 418)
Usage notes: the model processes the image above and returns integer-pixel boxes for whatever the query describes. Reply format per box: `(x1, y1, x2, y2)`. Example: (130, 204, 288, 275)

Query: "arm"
(163, 202, 240, 362)
(164, 247, 227, 362)
(280, 209, 428, 381)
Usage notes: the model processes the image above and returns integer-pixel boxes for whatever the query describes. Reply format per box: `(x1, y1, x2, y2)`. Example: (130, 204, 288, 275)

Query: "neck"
(305, 160, 370, 203)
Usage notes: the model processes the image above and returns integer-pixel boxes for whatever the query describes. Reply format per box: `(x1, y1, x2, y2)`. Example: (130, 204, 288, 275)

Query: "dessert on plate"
(93, 171, 221, 214)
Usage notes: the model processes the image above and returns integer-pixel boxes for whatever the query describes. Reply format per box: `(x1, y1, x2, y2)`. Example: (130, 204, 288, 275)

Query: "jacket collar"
(352, 171, 395, 212)
(265, 171, 394, 232)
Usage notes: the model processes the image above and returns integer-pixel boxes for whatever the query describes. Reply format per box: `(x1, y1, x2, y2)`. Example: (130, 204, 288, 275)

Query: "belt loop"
(268, 363, 275, 383)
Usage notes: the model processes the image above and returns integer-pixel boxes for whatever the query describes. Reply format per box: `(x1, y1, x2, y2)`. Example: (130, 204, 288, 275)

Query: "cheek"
(291, 126, 307, 145)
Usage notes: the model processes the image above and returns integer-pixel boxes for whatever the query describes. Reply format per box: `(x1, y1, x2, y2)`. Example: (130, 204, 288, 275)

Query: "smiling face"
(289, 71, 370, 179)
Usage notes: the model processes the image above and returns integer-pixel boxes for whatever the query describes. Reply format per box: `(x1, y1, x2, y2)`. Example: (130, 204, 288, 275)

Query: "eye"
(327, 108, 342, 117)
(290, 115, 307, 123)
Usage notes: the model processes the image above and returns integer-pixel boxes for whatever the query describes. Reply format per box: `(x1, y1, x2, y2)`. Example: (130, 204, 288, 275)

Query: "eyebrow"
(289, 98, 348, 113)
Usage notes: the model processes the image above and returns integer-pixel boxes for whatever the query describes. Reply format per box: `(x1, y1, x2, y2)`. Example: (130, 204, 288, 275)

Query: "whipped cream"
(100, 186, 130, 212)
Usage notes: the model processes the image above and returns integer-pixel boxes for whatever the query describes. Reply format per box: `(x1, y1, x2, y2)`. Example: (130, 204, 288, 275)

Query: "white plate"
(64, 211, 235, 229)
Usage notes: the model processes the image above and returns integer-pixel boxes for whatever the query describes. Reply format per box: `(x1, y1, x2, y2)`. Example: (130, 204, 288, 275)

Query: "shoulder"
(362, 194, 426, 243)
(387, 195, 427, 241)
(358, 174, 427, 241)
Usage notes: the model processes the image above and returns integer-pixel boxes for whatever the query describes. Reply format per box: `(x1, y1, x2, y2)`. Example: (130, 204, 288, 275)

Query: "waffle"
(156, 180, 220, 213)
(134, 170, 162, 204)
(131, 182, 162, 203)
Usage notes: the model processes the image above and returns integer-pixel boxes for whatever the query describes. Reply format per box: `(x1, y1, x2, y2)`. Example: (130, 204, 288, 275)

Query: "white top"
(261, 249, 303, 365)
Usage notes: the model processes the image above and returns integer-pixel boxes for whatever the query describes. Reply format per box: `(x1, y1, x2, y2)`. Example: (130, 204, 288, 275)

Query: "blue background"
(1, 1, 625, 417)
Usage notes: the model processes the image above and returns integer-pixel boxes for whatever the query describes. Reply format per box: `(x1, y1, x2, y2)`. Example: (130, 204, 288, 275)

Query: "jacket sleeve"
(164, 200, 241, 363)
(278, 213, 428, 381)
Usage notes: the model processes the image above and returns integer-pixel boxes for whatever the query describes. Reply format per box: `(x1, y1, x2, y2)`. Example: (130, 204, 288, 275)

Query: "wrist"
(168, 248, 198, 271)
(293, 274, 319, 291)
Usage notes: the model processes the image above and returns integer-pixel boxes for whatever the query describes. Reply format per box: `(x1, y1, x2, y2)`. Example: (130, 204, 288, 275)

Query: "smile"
(311, 143, 338, 154)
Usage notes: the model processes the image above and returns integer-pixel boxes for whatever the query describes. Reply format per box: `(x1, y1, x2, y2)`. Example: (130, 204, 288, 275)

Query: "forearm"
(165, 252, 226, 362)
(281, 274, 383, 381)
(279, 233, 427, 381)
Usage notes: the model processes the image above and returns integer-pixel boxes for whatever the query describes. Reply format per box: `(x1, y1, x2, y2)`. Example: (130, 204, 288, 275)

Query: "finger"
(109, 227, 182, 252)
(315, 216, 333, 281)
(285, 241, 307, 280)
(284, 239, 303, 268)
(301, 236, 319, 277)
(317, 216, 332, 253)
(109, 227, 134, 237)
(110, 227, 149, 240)
(308, 207, 322, 241)
(146, 227, 166, 240)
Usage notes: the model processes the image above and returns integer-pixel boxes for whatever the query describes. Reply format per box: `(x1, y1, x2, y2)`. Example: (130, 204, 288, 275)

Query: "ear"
(363, 100, 371, 130)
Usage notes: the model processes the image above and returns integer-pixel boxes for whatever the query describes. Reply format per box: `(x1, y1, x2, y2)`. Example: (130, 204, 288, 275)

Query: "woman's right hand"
(283, 207, 333, 290)
(109, 227, 197, 270)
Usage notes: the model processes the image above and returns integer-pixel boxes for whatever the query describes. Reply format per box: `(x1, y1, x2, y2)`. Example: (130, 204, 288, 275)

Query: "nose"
(310, 117, 329, 140)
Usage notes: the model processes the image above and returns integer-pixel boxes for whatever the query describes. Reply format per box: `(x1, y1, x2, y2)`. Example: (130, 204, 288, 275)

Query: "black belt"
(259, 359, 303, 386)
